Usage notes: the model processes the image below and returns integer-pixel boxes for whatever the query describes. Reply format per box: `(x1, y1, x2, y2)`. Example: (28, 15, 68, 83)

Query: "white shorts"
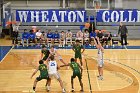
(97, 57, 104, 67)
(49, 72, 60, 80)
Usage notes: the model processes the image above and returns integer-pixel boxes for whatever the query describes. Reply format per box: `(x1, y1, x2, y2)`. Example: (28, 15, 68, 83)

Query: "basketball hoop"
(95, 1, 101, 9)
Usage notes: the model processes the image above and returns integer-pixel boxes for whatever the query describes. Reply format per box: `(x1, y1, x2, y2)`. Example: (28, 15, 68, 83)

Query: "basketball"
(85, 22, 90, 28)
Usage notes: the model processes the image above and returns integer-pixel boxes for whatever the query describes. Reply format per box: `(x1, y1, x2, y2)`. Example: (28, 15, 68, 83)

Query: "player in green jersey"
(41, 45, 50, 61)
(60, 58, 83, 92)
(72, 40, 85, 67)
(31, 60, 51, 92)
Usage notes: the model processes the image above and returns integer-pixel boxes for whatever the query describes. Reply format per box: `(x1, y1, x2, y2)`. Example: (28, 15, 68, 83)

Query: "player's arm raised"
(101, 46, 104, 53)
(93, 37, 99, 49)
(30, 67, 39, 79)
(96, 37, 102, 47)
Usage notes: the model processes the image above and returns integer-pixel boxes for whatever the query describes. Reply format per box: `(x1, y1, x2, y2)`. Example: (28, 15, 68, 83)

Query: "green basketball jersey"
(41, 49, 50, 57)
(39, 64, 48, 77)
(70, 62, 80, 72)
(73, 45, 83, 54)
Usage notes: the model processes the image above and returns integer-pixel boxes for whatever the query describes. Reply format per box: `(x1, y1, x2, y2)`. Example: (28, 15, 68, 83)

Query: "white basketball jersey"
(98, 49, 103, 60)
(49, 49, 56, 56)
(48, 61, 57, 74)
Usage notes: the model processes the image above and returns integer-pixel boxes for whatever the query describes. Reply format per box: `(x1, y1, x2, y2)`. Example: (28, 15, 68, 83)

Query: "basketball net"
(95, 2, 101, 10)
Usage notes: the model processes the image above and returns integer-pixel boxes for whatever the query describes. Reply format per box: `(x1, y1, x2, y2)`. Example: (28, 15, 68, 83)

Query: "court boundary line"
(94, 71, 101, 90)
(107, 60, 140, 93)
(90, 54, 140, 93)
(85, 59, 92, 93)
(0, 46, 13, 63)
(84, 50, 140, 93)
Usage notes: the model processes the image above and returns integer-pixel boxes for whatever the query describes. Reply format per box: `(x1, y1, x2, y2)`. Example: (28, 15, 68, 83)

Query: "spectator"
(107, 32, 112, 45)
(97, 30, 104, 40)
(42, 31, 47, 44)
(90, 30, 96, 38)
(22, 29, 29, 47)
(46, 30, 53, 46)
(103, 32, 112, 47)
(28, 30, 36, 46)
(89, 30, 96, 46)
(118, 22, 128, 46)
(97, 30, 104, 45)
(83, 29, 89, 45)
(52, 31, 60, 46)
(36, 29, 43, 45)
(76, 30, 83, 44)
(66, 30, 72, 45)
(60, 31, 65, 47)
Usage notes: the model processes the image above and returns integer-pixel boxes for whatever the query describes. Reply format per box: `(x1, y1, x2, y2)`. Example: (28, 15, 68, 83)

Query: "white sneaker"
(62, 88, 66, 93)
(98, 76, 103, 80)
(71, 88, 74, 92)
(32, 90, 35, 93)
(46, 86, 50, 92)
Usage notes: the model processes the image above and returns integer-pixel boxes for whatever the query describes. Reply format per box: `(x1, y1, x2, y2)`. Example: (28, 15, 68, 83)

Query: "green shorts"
(75, 53, 82, 59)
(36, 75, 49, 81)
(71, 70, 82, 80)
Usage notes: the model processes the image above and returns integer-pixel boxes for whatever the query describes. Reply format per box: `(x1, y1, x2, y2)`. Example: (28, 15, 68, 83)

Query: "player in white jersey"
(48, 46, 67, 65)
(47, 55, 66, 93)
(94, 37, 104, 80)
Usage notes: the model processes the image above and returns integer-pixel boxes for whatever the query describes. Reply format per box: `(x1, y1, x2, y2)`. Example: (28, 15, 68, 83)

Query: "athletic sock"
(47, 86, 50, 90)
(62, 88, 66, 92)
(33, 87, 36, 91)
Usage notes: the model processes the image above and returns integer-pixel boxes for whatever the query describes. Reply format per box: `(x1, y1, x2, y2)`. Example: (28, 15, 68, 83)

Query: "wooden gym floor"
(0, 38, 140, 93)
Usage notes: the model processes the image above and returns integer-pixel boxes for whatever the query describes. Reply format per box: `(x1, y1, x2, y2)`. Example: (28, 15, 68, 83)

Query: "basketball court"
(0, 44, 140, 93)
(0, 0, 140, 93)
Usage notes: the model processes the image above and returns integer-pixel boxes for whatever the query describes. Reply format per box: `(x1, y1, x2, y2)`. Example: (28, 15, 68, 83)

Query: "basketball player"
(60, 58, 83, 92)
(72, 40, 85, 67)
(40, 45, 50, 61)
(48, 46, 67, 65)
(47, 55, 66, 93)
(93, 37, 104, 80)
(30, 60, 51, 92)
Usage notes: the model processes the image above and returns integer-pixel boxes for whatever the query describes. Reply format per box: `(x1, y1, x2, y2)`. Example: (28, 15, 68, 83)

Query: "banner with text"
(96, 10, 140, 22)
(16, 10, 86, 22)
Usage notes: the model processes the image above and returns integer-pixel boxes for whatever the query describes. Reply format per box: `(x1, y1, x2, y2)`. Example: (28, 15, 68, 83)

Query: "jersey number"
(72, 64, 77, 68)
(51, 63, 55, 66)
(40, 66, 46, 70)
